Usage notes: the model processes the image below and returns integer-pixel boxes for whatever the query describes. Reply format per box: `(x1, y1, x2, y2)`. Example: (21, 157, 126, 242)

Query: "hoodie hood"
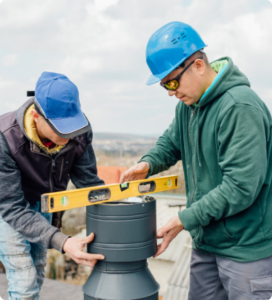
(188, 57, 251, 168)
(198, 57, 250, 107)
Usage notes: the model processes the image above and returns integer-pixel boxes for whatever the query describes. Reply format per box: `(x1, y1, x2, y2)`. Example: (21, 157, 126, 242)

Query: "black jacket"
(0, 98, 104, 252)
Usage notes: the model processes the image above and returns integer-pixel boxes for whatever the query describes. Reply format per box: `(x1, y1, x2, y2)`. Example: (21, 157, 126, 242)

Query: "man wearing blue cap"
(0, 72, 105, 299)
(120, 22, 272, 299)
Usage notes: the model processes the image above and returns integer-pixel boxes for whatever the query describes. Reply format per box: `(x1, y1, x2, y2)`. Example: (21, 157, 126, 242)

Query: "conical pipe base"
(82, 260, 159, 300)
(84, 294, 158, 300)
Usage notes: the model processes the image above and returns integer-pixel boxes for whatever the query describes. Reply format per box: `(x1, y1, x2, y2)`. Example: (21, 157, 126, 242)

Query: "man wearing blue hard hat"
(0, 72, 105, 299)
(121, 22, 272, 299)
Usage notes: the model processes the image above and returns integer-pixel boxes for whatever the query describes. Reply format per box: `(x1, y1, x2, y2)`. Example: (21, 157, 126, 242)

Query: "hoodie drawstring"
(186, 107, 191, 169)
(186, 106, 202, 169)
(196, 107, 202, 167)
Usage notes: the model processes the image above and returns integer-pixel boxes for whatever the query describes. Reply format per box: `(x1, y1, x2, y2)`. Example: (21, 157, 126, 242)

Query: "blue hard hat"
(34, 72, 90, 139)
(146, 22, 207, 85)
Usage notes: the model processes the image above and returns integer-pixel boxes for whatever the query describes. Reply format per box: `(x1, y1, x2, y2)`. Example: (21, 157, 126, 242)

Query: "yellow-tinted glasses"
(160, 60, 195, 91)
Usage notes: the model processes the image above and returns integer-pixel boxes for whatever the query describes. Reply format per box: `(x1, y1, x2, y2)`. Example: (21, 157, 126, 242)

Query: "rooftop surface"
(0, 274, 82, 300)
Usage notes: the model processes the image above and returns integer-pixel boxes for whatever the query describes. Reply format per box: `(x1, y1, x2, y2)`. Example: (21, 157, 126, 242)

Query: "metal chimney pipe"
(82, 197, 160, 300)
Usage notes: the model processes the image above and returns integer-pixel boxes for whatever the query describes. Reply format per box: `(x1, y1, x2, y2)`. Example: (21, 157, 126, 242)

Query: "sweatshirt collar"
(23, 104, 65, 155)
(196, 57, 250, 108)
(199, 61, 229, 103)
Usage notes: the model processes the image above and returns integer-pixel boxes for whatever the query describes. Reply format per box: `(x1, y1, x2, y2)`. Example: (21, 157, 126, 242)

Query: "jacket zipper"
(30, 150, 55, 193)
(188, 107, 201, 251)
(59, 157, 64, 181)
(30, 141, 76, 193)
(50, 159, 56, 192)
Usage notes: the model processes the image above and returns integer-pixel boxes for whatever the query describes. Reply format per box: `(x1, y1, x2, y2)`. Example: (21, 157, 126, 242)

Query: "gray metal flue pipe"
(82, 197, 160, 300)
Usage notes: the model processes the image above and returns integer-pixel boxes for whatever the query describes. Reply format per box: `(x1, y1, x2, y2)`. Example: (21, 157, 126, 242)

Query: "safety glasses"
(160, 60, 195, 91)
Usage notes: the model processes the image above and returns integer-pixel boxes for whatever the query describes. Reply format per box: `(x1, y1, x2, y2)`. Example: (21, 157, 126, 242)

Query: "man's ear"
(31, 109, 39, 123)
(195, 59, 205, 76)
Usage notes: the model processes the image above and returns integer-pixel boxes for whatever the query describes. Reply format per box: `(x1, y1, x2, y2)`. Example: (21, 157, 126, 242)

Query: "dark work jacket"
(0, 98, 104, 252)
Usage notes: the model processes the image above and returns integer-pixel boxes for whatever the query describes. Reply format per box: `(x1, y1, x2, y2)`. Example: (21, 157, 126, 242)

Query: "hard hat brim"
(146, 67, 176, 85)
(146, 62, 185, 85)
(146, 74, 161, 85)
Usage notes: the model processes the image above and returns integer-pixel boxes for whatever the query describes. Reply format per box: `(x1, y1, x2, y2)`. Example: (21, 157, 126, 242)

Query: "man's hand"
(63, 233, 104, 268)
(119, 162, 150, 183)
(153, 216, 184, 258)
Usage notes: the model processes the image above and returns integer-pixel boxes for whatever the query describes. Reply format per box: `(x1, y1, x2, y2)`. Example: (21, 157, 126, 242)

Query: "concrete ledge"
(0, 274, 82, 300)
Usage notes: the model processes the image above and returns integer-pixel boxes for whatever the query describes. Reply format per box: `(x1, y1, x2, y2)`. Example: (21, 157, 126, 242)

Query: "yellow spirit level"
(41, 175, 178, 213)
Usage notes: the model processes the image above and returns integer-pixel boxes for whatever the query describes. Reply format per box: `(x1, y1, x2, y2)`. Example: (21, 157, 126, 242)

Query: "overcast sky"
(0, 0, 271, 135)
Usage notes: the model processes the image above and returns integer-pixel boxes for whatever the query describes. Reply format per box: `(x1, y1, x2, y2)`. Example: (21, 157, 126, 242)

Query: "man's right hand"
(119, 162, 150, 183)
(63, 233, 104, 268)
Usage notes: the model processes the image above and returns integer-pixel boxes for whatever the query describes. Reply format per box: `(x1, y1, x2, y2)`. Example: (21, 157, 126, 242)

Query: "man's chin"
(181, 99, 191, 106)
(182, 99, 196, 106)
(179, 97, 190, 105)
(55, 139, 69, 146)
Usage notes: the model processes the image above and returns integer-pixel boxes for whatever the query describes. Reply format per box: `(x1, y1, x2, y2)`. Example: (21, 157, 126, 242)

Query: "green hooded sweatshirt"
(141, 57, 272, 262)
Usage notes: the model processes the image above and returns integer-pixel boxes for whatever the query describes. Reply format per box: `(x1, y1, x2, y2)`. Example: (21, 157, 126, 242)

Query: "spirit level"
(41, 175, 178, 213)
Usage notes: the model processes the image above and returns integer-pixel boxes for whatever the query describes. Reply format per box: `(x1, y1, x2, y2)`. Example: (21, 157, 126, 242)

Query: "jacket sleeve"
(0, 133, 68, 252)
(140, 105, 182, 176)
(70, 130, 105, 188)
(179, 104, 268, 231)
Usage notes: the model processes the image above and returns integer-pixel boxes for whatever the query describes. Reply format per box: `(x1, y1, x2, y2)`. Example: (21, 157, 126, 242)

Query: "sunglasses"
(160, 60, 196, 91)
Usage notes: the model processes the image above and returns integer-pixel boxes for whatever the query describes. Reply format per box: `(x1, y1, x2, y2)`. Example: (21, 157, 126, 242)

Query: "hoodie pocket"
(222, 219, 234, 238)
(200, 220, 236, 248)
(190, 227, 199, 239)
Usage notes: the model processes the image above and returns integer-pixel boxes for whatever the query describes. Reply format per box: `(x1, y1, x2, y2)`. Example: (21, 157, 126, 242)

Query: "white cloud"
(0, 78, 15, 89)
(0, 0, 271, 134)
(2, 54, 18, 66)
(93, 0, 119, 12)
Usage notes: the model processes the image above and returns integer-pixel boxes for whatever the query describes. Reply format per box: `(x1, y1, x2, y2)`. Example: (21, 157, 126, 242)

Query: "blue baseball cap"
(34, 72, 90, 139)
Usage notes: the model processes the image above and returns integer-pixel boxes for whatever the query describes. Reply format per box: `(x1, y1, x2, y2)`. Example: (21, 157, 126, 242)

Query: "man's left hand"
(153, 216, 184, 258)
(63, 233, 105, 268)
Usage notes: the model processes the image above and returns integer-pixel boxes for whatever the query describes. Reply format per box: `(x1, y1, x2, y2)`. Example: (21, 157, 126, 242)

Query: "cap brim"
(34, 98, 90, 139)
(47, 111, 90, 139)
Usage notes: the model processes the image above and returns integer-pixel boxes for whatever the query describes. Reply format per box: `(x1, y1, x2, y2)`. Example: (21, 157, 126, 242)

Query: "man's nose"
(168, 90, 176, 97)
